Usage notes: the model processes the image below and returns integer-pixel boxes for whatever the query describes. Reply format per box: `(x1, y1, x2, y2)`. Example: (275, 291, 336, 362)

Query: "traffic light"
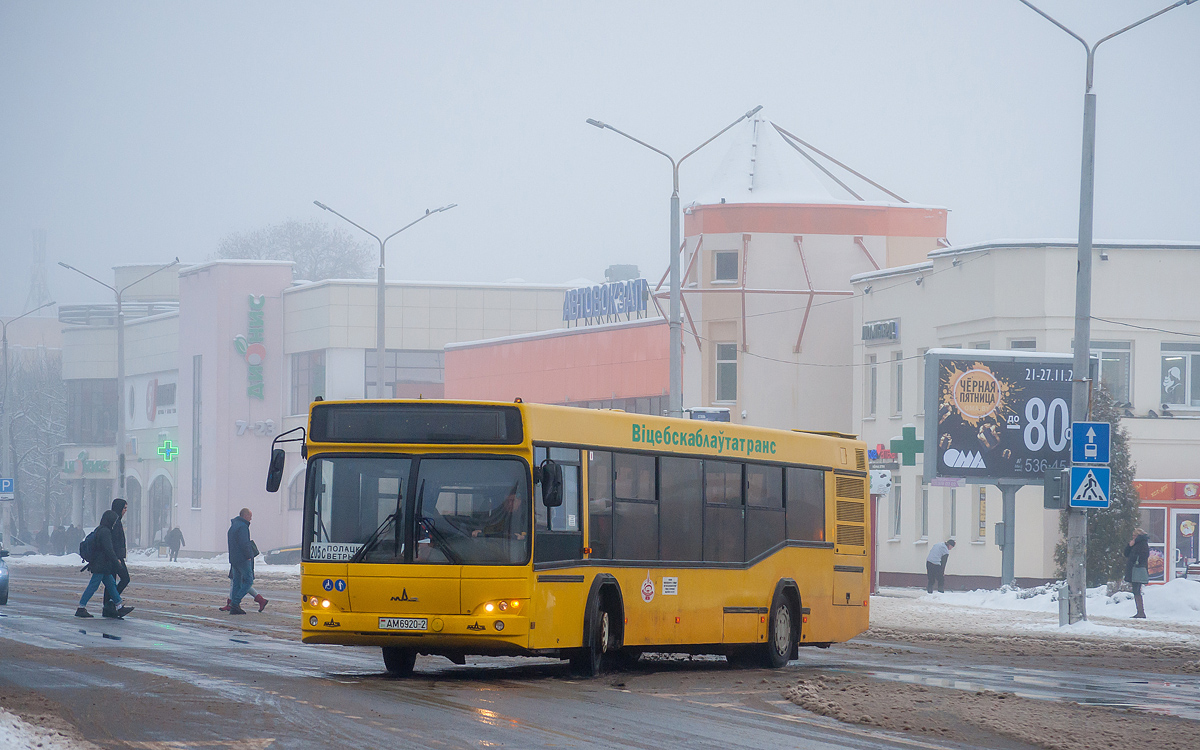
(1044, 468, 1070, 509)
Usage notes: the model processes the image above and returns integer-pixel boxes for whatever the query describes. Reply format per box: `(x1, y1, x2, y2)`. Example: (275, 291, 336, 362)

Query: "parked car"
(263, 545, 301, 565)
(1, 549, 10, 605)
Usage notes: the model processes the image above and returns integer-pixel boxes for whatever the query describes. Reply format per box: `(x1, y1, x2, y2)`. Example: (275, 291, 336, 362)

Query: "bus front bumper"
(300, 610, 530, 649)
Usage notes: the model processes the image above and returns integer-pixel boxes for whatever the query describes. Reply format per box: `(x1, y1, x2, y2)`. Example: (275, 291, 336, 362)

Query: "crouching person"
(76, 510, 134, 619)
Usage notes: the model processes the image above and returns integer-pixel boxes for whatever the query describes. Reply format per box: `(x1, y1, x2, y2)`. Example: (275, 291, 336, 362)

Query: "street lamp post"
(587, 106, 763, 418)
(1019, 0, 1196, 623)
(0, 300, 57, 548)
(313, 201, 457, 399)
(58, 259, 180, 505)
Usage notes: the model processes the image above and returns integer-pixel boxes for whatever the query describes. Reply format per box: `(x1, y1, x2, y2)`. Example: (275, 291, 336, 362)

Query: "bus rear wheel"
(763, 593, 797, 668)
(382, 646, 417, 676)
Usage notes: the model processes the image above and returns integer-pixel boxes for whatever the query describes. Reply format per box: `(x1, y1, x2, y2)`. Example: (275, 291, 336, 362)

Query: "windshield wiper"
(348, 513, 397, 563)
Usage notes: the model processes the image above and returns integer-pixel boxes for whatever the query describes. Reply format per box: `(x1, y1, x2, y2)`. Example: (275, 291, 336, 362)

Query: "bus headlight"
(309, 597, 320, 607)
(321, 599, 331, 609)
(494, 621, 505, 631)
(498, 601, 508, 611)
(484, 603, 495, 613)
(309, 616, 318, 626)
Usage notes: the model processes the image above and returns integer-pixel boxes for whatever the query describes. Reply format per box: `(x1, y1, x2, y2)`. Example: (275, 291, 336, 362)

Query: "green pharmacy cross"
(889, 425, 924, 467)
(158, 440, 179, 462)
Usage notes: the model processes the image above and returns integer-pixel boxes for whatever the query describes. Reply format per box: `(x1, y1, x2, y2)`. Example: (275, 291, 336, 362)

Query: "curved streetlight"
(1018, 0, 1196, 623)
(312, 201, 457, 399)
(58, 258, 180, 499)
(588, 106, 763, 418)
(0, 300, 57, 547)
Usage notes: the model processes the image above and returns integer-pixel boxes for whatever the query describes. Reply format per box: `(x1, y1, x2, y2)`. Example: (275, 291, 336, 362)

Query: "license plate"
(379, 617, 427, 631)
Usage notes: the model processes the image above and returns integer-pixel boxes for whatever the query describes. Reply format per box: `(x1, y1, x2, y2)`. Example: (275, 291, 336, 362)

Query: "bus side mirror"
(266, 448, 286, 492)
(540, 459, 564, 508)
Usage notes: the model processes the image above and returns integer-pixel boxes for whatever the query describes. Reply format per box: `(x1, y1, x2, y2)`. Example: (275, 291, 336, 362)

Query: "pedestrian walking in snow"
(50, 526, 65, 556)
(1124, 527, 1150, 619)
(225, 509, 259, 615)
(926, 539, 955, 594)
(166, 527, 185, 562)
(104, 499, 132, 618)
(75, 510, 133, 619)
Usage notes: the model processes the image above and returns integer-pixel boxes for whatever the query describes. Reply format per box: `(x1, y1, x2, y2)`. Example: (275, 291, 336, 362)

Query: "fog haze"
(1, 0, 1197, 313)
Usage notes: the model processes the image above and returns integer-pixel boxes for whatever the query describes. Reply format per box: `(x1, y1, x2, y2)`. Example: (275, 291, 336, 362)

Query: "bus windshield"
(305, 455, 531, 565)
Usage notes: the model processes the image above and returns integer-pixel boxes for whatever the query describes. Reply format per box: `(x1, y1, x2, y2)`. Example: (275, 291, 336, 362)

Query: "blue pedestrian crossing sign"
(1071, 421, 1110, 465)
(1070, 466, 1110, 508)
(0, 477, 13, 500)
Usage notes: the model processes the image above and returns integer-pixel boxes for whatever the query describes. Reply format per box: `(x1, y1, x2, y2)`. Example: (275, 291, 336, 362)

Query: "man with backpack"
(76, 510, 133, 618)
(104, 499, 132, 618)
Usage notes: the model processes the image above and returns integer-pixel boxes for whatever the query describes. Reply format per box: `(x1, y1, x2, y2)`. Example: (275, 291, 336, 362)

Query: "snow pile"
(0, 708, 95, 750)
(924, 579, 1200, 625)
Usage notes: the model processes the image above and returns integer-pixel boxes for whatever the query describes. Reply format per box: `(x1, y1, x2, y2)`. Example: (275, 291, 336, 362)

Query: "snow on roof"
(693, 115, 853, 206)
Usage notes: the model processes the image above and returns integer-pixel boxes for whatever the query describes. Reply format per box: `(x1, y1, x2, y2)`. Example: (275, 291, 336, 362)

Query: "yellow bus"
(265, 399, 870, 676)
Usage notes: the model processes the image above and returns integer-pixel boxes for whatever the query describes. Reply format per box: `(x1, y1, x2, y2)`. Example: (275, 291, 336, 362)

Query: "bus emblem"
(640, 572, 655, 603)
(466, 622, 486, 631)
(390, 589, 419, 603)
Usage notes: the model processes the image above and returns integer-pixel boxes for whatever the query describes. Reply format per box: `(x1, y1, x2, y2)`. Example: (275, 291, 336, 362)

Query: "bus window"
(614, 453, 658, 561)
(704, 461, 744, 563)
(414, 458, 531, 565)
(588, 450, 613, 559)
(786, 467, 826, 542)
(659, 456, 703, 562)
(746, 464, 785, 559)
(306, 457, 412, 562)
(533, 447, 583, 563)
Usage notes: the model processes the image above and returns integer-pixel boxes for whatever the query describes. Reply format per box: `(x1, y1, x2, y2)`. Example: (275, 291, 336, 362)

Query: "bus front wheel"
(382, 646, 417, 676)
(764, 592, 797, 669)
(570, 603, 612, 677)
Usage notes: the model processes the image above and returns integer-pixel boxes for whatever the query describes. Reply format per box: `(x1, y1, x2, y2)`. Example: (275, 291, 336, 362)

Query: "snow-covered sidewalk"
(0, 708, 95, 750)
(5, 551, 300, 575)
(872, 578, 1200, 643)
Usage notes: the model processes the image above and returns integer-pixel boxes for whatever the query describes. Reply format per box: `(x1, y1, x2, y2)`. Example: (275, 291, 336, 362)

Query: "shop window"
(365, 349, 445, 399)
(290, 350, 326, 415)
(714, 251, 739, 282)
(716, 344, 738, 402)
(1138, 507, 1167, 582)
(891, 485, 902, 540)
(1091, 341, 1131, 404)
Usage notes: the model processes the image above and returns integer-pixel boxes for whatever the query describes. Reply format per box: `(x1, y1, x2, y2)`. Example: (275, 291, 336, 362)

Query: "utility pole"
(1019, 0, 1197, 622)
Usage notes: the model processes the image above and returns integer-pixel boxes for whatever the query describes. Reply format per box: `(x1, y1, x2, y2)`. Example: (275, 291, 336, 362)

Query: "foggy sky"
(1, 1, 1197, 315)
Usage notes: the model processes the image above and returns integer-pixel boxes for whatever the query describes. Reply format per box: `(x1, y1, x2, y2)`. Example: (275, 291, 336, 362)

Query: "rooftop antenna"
(25, 229, 53, 313)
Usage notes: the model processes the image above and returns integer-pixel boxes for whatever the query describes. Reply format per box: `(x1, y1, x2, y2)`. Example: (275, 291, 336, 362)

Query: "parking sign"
(0, 477, 13, 500)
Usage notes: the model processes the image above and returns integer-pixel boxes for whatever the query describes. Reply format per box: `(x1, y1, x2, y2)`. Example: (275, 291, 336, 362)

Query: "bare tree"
(5, 347, 68, 539)
(217, 219, 373, 281)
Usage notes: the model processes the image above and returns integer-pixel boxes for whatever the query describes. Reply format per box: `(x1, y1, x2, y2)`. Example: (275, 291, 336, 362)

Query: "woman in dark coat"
(1124, 527, 1150, 619)
(75, 510, 134, 619)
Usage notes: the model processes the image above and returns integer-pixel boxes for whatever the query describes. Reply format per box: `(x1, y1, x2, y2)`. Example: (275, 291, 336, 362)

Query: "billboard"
(923, 349, 1074, 485)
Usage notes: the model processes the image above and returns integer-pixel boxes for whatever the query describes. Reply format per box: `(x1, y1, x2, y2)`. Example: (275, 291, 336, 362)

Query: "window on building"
(704, 461, 743, 562)
(970, 341, 991, 350)
(916, 349, 928, 414)
(785, 467, 825, 542)
(1091, 341, 1131, 404)
(287, 469, 306, 511)
(191, 355, 202, 509)
(66, 379, 117, 445)
(892, 351, 903, 415)
(949, 489, 957, 538)
(920, 487, 929, 539)
(365, 349, 445, 399)
(291, 350, 326, 415)
(891, 485, 902, 540)
(865, 355, 877, 418)
(1137, 507, 1167, 582)
(975, 486, 986, 540)
(716, 344, 738, 402)
(1009, 339, 1037, 350)
(1160, 343, 1200, 407)
(714, 251, 739, 282)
